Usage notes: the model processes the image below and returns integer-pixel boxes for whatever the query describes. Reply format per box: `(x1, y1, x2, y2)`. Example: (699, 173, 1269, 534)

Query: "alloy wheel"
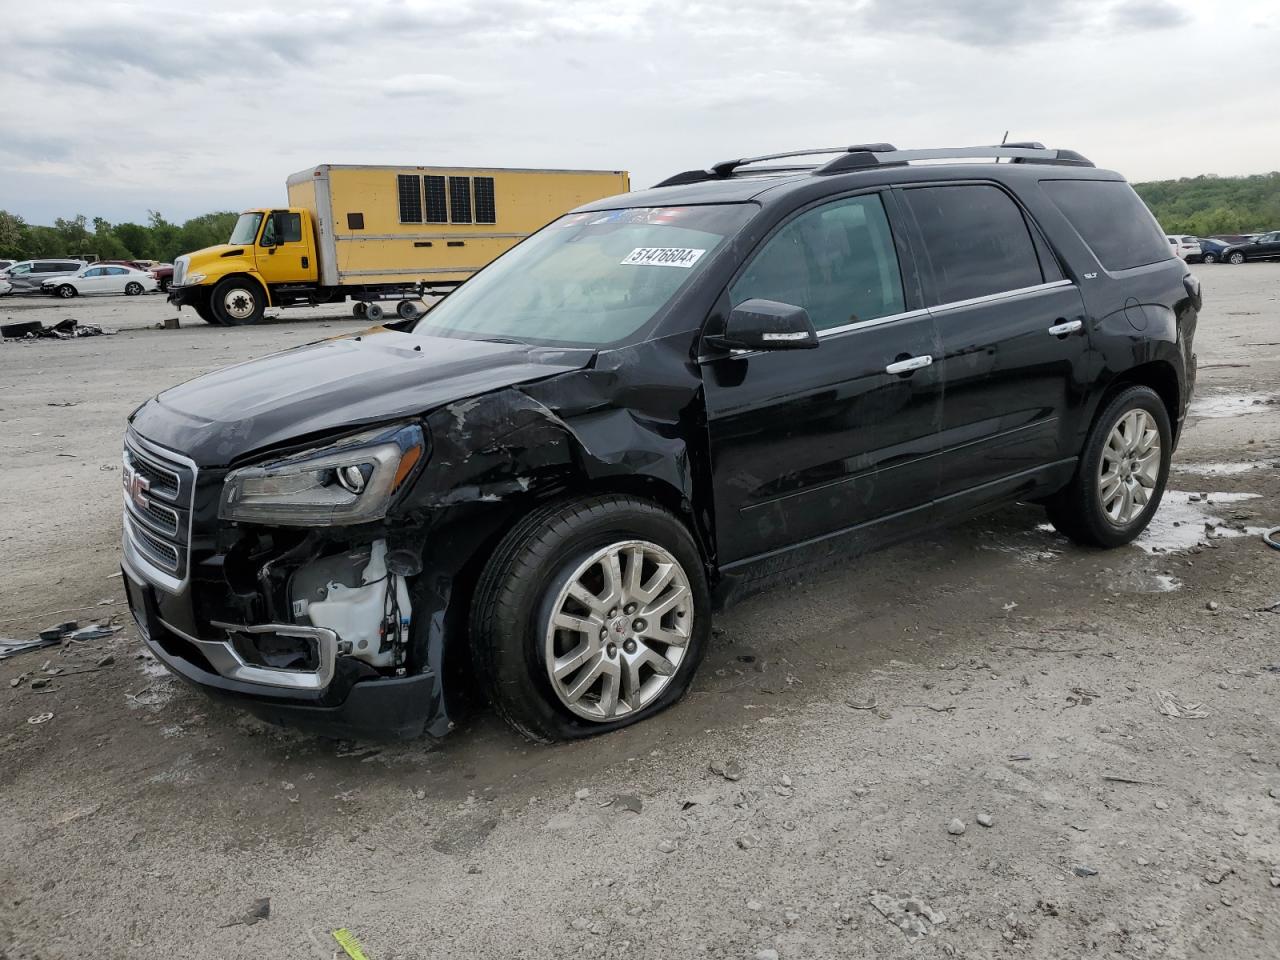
(1097, 408, 1161, 525)
(544, 539, 692, 721)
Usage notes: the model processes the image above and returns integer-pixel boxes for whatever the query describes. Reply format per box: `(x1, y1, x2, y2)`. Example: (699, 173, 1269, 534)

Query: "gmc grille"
(123, 432, 196, 588)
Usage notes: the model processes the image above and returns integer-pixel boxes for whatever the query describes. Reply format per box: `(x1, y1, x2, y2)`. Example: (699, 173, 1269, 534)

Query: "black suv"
(121, 142, 1199, 742)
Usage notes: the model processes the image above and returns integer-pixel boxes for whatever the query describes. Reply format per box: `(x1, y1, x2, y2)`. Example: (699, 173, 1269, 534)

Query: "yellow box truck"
(167, 164, 630, 325)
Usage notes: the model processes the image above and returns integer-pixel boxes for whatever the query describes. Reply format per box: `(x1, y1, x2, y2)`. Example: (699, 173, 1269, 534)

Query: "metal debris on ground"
(868, 891, 948, 942)
(1072, 865, 1099, 877)
(1, 318, 114, 341)
(27, 713, 54, 725)
(1155, 690, 1209, 719)
(221, 897, 271, 928)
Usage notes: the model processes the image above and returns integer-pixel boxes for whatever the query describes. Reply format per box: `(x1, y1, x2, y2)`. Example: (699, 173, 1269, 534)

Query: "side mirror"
(706, 298, 819, 353)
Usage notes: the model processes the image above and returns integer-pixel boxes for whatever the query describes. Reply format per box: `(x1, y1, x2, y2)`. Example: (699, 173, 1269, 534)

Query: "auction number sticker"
(620, 247, 706, 268)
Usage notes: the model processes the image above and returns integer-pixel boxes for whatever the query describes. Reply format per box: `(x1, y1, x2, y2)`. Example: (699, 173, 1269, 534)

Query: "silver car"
(0, 259, 87, 294)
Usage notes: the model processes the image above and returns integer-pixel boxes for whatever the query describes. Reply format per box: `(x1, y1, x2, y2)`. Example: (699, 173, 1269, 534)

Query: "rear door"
(899, 182, 1091, 509)
(703, 190, 944, 567)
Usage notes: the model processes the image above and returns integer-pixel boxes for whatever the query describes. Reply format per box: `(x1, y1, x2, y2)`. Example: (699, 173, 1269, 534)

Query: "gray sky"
(0, 0, 1274, 225)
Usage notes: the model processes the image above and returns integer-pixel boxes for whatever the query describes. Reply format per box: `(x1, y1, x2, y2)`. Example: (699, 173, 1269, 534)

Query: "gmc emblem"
(123, 462, 151, 511)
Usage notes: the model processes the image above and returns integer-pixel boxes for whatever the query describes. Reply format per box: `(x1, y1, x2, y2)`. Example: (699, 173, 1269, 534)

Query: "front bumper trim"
(207, 620, 338, 691)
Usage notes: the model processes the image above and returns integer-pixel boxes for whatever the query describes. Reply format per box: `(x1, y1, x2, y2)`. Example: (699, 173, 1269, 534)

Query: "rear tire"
(125, 282, 143, 296)
(396, 299, 420, 320)
(212, 277, 265, 325)
(1046, 385, 1171, 548)
(366, 303, 384, 322)
(352, 301, 368, 319)
(470, 495, 711, 742)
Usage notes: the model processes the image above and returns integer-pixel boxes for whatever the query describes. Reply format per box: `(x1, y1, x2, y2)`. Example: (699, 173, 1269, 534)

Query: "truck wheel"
(212, 277, 265, 325)
(352, 301, 368, 318)
(1046, 385, 1171, 548)
(366, 303, 384, 322)
(396, 299, 420, 320)
(471, 495, 711, 742)
(193, 300, 222, 325)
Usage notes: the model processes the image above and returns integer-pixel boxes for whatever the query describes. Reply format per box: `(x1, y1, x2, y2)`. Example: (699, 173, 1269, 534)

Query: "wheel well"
(1103, 360, 1181, 430)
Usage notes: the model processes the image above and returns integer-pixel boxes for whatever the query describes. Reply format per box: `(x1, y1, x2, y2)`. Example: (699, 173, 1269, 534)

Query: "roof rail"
(652, 144, 898, 188)
(652, 142, 1092, 187)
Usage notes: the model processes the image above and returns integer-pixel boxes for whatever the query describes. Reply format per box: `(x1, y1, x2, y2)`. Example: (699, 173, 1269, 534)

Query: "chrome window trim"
(926, 278, 1073, 316)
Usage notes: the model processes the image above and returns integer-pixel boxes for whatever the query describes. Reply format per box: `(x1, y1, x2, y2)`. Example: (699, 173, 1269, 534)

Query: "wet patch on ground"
(1135, 490, 1264, 554)
(1187, 391, 1277, 419)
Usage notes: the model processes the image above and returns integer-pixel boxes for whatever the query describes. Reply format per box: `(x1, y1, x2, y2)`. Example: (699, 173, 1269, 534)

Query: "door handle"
(1047, 319, 1083, 336)
(885, 355, 933, 375)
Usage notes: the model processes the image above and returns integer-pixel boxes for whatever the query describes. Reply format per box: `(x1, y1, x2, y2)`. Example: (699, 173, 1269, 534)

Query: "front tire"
(471, 495, 711, 742)
(211, 277, 265, 325)
(1227, 252, 1246, 265)
(192, 299, 222, 325)
(1202, 252, 1217, 264)
(1046, 385, 1171, 548)
(56, 284, 76, 299)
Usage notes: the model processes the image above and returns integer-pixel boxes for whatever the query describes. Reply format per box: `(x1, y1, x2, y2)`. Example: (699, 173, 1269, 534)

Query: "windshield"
(412, 205, 753, 347)
(229, 213, 263, 246)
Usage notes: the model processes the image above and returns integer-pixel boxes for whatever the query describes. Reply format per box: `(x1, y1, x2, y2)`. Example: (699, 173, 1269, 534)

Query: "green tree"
(0, 210, 26, 259)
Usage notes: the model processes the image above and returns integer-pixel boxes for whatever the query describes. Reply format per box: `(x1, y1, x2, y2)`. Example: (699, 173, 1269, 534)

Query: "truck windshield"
(229, 213, 263, 246)
(412, 205, 754, 347)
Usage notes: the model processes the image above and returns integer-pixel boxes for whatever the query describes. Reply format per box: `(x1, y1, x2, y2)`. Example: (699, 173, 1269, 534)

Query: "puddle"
(1173, 461, 1266, 476)
(1136, 490, 1264, 554)
(1187, 392, 1276, 419)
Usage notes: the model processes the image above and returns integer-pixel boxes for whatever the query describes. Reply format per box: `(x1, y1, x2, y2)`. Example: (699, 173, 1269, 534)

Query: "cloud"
(1110, 0, 1191, 31)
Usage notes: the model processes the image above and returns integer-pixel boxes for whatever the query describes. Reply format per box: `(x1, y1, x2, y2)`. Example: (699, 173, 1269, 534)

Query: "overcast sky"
(0, 0, 1275, 225)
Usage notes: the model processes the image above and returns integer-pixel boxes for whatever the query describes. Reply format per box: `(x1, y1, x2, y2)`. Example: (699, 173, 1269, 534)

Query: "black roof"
(575, 143, 1120, 213)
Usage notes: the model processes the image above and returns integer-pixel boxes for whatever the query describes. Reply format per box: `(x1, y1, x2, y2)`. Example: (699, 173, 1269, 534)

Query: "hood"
(185, 243, 251, 266)
(130, 327, 595, 466)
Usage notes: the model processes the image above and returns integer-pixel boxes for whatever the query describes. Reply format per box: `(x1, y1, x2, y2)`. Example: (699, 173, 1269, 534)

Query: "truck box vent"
(424, 176, 448, 223)
(397, 174, 422, 223)
(474, 176, 496, 224)
(449, 176, 473, 224)
(347, 212, 364, 230)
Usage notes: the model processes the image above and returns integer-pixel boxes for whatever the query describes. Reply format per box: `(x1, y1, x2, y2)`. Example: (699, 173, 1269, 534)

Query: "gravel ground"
(1, 266, 1278, 960)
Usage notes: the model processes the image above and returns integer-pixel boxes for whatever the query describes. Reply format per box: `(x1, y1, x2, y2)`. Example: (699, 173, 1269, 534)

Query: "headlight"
(219, 423, 425, 526)
(184, 273, 206, 285)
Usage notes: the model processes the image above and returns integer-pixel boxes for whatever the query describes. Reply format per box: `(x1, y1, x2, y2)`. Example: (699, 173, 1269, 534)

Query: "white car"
(42, 264, 158, 298)
(0, 278, 11, 296)
(1166, 235, 1200, 260)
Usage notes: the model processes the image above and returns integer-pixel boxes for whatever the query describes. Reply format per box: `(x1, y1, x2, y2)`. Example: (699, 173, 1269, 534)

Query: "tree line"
(0, 210, 239, 264)
(1132, 172, 1280, 236)
(2, 171, 1278, 262)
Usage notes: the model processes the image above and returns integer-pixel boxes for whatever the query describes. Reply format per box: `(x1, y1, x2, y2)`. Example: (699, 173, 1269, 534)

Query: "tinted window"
(1041, 179, 1170, 271)
(84, 267, 105, 276)
(106, 266, 128, 275)
(904, 184, 1043, 304)
(731, 194, 905, 331)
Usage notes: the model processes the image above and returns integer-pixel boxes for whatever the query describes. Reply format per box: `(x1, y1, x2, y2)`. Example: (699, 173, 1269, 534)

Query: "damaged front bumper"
(122, 557, 439, 739)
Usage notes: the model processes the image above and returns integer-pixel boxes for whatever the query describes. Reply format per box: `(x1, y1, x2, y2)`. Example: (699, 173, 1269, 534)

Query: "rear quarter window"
(1041, 179, 1171, 271)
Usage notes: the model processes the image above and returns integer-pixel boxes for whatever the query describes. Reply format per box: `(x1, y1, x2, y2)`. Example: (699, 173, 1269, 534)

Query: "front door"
(255, 210, 314, 284)
(703, 191, 943, 569)
(898, 182, 1091, 506)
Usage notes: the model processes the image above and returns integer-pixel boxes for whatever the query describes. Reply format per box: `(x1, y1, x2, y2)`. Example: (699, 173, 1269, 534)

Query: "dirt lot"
(2, 268, 1278, 960)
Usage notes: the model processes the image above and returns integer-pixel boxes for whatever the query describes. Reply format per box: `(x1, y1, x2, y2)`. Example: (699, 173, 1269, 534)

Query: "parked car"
(1219, 230, 1280, 264)
(0, 278, 11, 297)
(1197, 238, 1232, 264)
(121, 141, 1198, 742)
(0, 259, 14, 272)
(43, 264, 158, 298)
(1166, 235, 1200, 261)
(149, 262, 174, 292)
(2, 259, 87, 293)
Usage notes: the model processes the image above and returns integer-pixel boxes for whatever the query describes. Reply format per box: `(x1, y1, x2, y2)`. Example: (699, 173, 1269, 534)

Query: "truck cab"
(168, 209, 319, 325)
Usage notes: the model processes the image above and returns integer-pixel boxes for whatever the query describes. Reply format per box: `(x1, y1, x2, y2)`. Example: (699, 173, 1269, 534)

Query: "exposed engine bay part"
(290, 539, 411, 670)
